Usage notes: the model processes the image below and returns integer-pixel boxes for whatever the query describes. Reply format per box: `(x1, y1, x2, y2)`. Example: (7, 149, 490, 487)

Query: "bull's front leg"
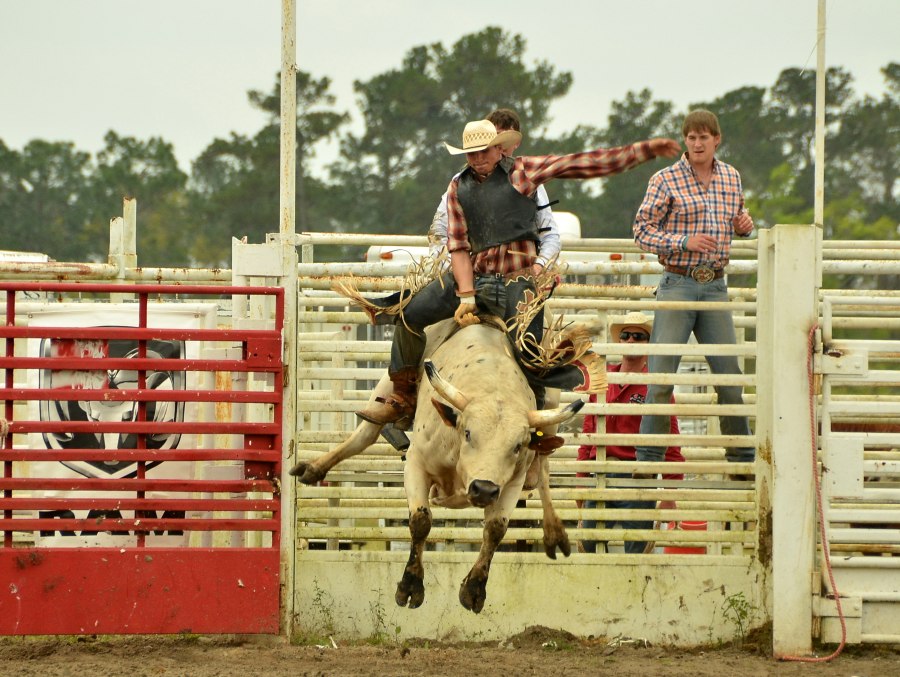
(395, 505, 432, 609)
(459, 514, 508, 614)
(396, 455, 431, 609)
(536, 455, 571, 559)
(458, 481, 520, 613)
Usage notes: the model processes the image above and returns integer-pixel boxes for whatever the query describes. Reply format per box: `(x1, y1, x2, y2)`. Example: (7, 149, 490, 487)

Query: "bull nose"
(467, 479, 500, 507)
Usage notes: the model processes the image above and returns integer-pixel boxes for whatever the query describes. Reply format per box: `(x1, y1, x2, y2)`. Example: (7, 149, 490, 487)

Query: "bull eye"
(465, 429, 471, 444)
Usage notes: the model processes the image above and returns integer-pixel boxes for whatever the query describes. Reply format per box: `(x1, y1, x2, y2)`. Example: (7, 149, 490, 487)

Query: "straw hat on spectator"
(608, 311, 653, 342)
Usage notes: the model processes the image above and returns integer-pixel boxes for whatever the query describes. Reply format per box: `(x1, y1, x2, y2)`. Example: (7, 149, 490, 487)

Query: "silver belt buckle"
(690, 264, 716, 283)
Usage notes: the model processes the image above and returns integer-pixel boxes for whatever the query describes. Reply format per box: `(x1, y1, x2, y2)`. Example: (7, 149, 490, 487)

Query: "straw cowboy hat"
(608, 311, 654, 342)
(444, 119, 522, 155)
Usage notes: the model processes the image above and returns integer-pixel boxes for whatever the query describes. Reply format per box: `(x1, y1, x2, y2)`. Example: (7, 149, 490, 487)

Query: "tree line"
(1, 27, 897, 269)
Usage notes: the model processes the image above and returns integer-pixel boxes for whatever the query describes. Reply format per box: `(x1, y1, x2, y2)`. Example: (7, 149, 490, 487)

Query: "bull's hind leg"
(459, 515, 508, 614)
(288, 419, 383, 484)
(395, 505, 432, 609)
(288, 374, 391, 484)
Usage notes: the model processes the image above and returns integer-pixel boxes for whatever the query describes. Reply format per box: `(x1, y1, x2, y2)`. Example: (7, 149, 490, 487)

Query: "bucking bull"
(290, 318, 584, 613)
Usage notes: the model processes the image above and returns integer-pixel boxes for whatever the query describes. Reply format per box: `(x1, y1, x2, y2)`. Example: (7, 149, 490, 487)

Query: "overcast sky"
(1, 0, 897, 175)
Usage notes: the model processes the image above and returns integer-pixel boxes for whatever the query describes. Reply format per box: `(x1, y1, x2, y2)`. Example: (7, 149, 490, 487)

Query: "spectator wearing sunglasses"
(577, 312, 684, 553)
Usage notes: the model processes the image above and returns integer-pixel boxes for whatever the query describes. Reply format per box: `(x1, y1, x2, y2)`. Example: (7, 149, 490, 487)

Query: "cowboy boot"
(356, 367, 418, 429)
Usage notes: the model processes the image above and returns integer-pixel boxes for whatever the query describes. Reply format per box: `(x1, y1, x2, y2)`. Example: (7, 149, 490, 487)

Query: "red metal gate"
(0, 283, 284, 635)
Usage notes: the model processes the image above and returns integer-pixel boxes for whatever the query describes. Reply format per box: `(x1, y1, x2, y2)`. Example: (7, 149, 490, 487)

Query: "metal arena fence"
(1, 212, 898, 648)
(287, 228, 900, 646)
(0, 282, 284, 635)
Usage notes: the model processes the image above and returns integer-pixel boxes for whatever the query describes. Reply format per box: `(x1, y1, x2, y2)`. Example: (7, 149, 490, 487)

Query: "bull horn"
(424, 360, 469, 411)
(527, 399, 585, 428)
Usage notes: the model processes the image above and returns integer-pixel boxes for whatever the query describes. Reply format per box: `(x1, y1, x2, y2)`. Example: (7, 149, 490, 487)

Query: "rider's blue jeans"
(390, 272, 542, 374)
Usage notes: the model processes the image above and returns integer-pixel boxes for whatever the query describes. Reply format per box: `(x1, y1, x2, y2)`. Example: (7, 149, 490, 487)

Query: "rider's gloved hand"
(453, 294, 480, 327)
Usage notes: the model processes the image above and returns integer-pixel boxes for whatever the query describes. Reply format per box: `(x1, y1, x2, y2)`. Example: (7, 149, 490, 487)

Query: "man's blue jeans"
(636, 271, 755, 463)
(582, 473, 654, 554)
(388, 270, 600, 393)
(390, 272, 542, 373)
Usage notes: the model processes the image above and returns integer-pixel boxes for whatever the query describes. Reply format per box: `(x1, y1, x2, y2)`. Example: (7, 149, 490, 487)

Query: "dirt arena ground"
(1, 627, 898, 677)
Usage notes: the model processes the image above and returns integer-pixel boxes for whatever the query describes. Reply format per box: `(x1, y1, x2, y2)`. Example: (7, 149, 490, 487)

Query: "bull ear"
(527, 399, 585, 428)
(431, 398, 458, 428)
(425, 360, 469, 411)
(529, 432, 565, 455)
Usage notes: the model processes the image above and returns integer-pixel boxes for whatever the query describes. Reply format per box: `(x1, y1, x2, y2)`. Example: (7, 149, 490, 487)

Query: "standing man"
(577, 312, 684, 554)
(356, 119, 681, 426)
(632, 109, 755, 468)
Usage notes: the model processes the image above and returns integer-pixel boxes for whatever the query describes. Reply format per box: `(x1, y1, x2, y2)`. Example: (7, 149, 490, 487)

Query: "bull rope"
(331, 248, 449, 332)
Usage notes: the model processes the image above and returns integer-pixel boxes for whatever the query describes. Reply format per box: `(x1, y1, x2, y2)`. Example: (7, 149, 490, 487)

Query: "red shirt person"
(577, 312, 683, 472)
(576, 312, 683, 554)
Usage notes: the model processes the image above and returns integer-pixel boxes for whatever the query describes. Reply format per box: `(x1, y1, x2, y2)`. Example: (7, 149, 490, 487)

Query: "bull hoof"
(395, 571, 425, 609)
(459, 574, 487, 614)
(543, 530, 572, 560)
(288, 461, 327, 485)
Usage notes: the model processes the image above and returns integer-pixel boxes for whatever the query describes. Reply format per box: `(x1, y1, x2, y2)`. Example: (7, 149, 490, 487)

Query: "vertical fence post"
(109, 198, 138, 303)
(759, 223, 823, 656)
(278, 0, 298, 640)
(813, 0, 826, 229)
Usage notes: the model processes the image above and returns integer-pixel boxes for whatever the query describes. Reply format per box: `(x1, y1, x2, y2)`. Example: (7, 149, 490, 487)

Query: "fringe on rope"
(334, 252, 606, 392)
(510, 258, 607, 394)
(331, 248, 449, 327)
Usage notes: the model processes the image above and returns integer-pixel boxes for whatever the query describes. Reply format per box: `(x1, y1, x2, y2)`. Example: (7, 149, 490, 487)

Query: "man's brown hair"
(682, 109, 721, 137)
(487, 108, 521, 132)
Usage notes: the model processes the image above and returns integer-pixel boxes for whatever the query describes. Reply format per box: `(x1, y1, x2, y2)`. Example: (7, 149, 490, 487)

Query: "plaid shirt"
(447, 142, 653, 275)
(633, 154, 746, 269)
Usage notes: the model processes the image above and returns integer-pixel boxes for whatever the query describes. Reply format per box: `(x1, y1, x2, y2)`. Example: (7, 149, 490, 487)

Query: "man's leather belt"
(664, 264, 724, 283)
(478, 268, 534, 281)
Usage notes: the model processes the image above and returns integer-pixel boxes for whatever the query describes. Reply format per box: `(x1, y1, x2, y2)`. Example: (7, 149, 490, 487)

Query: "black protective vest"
(456, 157, 539, 253)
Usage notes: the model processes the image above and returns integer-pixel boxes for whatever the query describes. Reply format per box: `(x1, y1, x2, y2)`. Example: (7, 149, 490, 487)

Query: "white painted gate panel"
(818, 293, 900, 644)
